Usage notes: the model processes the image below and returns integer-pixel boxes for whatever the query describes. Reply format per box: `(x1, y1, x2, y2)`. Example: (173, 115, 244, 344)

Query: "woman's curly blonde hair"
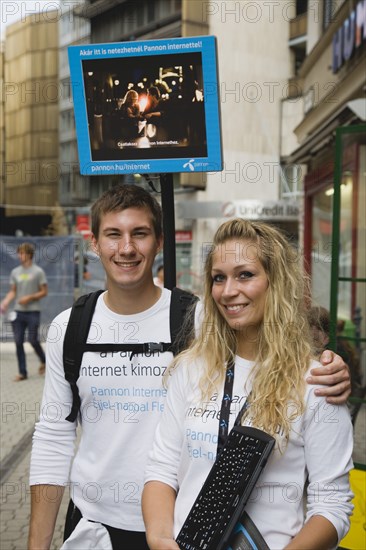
(171, 219, 313, 442)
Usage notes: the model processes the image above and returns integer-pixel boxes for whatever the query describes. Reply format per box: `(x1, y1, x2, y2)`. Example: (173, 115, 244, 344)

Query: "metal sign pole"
(159, 173, 176, 290)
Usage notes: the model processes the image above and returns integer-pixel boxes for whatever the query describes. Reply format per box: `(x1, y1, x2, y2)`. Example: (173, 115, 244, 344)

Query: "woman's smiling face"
(211, 238, 269, 338)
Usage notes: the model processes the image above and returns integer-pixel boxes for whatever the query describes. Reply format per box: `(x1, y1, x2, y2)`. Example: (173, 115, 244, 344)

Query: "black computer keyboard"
(176, 426, 275, 550)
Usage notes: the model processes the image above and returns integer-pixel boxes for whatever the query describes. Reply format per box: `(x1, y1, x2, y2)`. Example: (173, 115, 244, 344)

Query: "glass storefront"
(306, 127, 366, 352)
(305, 126, 366, 549)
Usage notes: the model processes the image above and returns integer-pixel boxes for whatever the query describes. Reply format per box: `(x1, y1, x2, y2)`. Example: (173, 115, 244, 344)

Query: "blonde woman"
(142, 219, 353, 550)
(121, 90, 140, 118)
(118, 89, 142, 138)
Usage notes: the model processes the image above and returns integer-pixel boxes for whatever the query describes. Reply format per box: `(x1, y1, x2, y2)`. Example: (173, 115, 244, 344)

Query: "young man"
(1, 242, 48, 381)
(28, 184, 351, 550)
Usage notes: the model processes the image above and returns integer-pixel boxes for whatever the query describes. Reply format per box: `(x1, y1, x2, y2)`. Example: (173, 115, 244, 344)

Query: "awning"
(282, 100, 366, 165)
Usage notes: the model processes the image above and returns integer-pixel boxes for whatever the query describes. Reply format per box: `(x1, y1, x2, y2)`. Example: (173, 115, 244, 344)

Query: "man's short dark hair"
(91, 184, 163, 239)
(17, 242, 35, 258)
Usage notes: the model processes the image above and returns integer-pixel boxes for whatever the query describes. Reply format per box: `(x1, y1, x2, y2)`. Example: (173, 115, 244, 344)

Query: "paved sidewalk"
(1, 342, 46, 463)
(0, 343, 68, 549)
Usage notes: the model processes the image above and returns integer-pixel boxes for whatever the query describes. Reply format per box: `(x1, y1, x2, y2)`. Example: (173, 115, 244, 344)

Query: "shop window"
(305, 131, 366, 353)
(338, 172, 353, 319)
(310, 173, 354, 311)
(311, 183, 333, 307)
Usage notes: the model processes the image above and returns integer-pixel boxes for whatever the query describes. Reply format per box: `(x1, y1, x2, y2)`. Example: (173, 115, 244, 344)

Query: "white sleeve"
(29, 309, 77, 486)
(304, 390, 354, 542)
(144, 364, 189, 491)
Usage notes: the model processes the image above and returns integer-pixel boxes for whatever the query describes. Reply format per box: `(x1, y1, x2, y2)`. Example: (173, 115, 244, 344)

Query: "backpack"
(63, 287, 198, 422)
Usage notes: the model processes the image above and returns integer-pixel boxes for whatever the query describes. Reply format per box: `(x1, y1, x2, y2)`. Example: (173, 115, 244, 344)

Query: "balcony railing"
(289, 12, 307, 40)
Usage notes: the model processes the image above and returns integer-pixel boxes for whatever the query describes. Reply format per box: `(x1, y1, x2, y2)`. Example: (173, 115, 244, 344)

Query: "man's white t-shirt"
(30, 288, 177, 531)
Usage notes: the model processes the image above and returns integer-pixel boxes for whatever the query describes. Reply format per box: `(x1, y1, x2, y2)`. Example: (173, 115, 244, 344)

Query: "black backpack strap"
(169, 287, 199, 356)
(82, 342, 171, 354)
(63, 290, 104, 422)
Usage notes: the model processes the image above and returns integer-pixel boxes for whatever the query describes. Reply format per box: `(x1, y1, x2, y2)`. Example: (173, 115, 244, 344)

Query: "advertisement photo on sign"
(68, 36, 222, 175)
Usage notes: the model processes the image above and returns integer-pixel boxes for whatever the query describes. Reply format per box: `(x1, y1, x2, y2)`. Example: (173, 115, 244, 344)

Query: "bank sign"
(177, 200, 299, 221)
(332, 0, 366, 73)
(221, 200, 299, 221)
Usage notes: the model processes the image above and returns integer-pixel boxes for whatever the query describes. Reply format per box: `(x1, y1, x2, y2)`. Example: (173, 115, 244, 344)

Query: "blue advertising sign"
(68, 36, 222, 175)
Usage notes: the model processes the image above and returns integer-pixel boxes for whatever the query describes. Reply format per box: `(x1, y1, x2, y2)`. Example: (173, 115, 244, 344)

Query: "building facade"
(282, 0, 365, 377)
(58, 0, 91, 233)
(0, 42, 5, 228)
(3, 12, 59, 233)
(191, 0, 302, 278)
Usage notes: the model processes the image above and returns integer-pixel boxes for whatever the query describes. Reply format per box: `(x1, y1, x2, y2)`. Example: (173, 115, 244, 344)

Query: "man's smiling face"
(92, 207, 162, 292)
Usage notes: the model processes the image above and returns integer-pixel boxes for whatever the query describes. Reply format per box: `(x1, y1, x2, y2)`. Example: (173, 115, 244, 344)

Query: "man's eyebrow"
(102, 225, 152, 232)
(101, 226, 120, 233)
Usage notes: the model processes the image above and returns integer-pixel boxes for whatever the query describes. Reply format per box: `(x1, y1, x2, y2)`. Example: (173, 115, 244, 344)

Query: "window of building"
(136, 2, 144, 26)
(60, 110, 75, 133)
(323, 0, 341, 29)
(61, 79, 72, 102)
(294, 46, 306, 74)
(296, 0, 308, 16)
(147, 1, 155, 22)
(280, 164, 304, 199)
(59, 48, 69, 72)
(61, 173, 71, 197)
(71, 171, 90, 201)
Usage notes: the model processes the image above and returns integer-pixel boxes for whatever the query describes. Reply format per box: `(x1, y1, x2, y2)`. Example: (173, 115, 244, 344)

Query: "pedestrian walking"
(0, 242, 47, 381)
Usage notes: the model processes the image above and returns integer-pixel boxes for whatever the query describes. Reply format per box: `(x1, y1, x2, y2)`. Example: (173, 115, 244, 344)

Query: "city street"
(1, 0, 365, 548)
(1, 342, 365, 549)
